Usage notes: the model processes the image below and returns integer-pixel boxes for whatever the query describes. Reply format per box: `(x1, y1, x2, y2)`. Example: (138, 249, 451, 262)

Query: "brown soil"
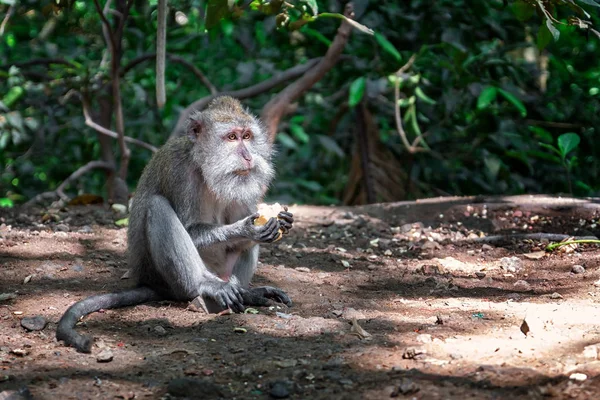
(2, 195, 600, 399)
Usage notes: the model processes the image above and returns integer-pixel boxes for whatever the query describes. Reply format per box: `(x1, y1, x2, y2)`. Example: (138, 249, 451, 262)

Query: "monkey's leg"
(232, 246, 293, 307)
(146, 196, 245, 312)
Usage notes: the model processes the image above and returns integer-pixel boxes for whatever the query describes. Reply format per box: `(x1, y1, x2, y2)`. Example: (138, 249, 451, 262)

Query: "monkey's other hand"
(244, 213, 281, 243)
(243, 286, 293, 307)
(277, 207, 294, 234)
(209, 281, 245, 313)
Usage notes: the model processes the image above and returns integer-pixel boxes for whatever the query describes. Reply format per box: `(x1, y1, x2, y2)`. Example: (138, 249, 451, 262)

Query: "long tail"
(56, 286, 161, 353)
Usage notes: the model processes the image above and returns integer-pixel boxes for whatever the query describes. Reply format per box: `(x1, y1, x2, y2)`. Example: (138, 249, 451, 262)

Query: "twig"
(121, 53, 218, 94)
(393, 54, 428, 154)
(78, 92, 157, 152)
(170, 57, 322, 137)
(546, 239, 600, 251)
(0, 4, 15, 37)
(22, 160, 114, 207)
(471, 233, 598, 244)
(0, 58, 77, 70)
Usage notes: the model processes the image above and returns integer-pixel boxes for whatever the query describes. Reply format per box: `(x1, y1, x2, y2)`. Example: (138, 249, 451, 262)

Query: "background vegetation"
(1, 0, 599, 207)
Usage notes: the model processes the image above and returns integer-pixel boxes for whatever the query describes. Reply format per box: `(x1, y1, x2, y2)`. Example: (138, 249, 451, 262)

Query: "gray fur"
(56, 96, 292, 353)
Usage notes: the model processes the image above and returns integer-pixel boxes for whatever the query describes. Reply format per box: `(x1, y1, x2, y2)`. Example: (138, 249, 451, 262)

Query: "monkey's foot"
(242, 286, 292, 307)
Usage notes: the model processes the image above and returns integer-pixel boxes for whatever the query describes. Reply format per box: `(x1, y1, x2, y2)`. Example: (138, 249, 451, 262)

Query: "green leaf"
(557, 133, 580, 159)
(538, 142, 561, 156)
(205, 0, 231, 30)
(528, 126, 553, 143)
(2, 86, 24, 108)
(577, 0, 600, 8)
(415, 87, 436, 105)
(537, 20, 558, 50)
(545, 19, 560, 41)
(301, 27, 332, 46)
(317, 135, 344, 157)
(374, 32, 401, 62)
(348, 77, 366, 107)
(0, 198, 13, 208)
(276, 132, 298, 149)
(497, 88, 527, 117)
(290, 124, 309, 144)
(477, 86, 497, 110)
(115, 218, 129, 227)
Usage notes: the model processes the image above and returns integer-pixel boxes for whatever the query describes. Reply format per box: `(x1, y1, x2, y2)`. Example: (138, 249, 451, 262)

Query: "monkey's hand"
(203, 281, 245, 313)
(242, 213, 282, 243)
(277, 205, 294, 234)
(242, 286, 293, 307)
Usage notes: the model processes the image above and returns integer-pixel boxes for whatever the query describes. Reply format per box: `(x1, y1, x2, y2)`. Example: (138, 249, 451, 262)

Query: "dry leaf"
(523, 251, 546, 260)
(350, 318, 372, 340)
(23, 274, 33, 284)
(120, 269, 132, 280)
(520, 319, 530, 336)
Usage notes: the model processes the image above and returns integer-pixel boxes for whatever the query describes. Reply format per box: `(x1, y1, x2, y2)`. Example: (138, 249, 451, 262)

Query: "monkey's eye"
(242, 132, 252, 140)
(227, 133, 237, 141)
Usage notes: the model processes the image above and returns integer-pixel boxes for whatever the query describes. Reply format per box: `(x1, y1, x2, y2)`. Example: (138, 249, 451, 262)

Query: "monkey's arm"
(187, 214, 281, 248)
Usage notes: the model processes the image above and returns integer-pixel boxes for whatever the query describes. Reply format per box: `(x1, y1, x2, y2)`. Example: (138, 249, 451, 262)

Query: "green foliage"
(1, 0, 600, 206)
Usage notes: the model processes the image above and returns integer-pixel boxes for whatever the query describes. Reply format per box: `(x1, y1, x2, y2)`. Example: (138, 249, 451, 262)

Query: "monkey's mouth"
(234, 169, 252, 176)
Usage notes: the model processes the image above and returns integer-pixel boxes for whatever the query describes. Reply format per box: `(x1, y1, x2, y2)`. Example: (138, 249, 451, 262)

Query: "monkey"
(56, 96, 294, 353)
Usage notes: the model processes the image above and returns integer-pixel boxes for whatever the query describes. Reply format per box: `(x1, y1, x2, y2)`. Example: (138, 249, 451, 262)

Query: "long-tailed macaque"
(56, 96, 293, 353)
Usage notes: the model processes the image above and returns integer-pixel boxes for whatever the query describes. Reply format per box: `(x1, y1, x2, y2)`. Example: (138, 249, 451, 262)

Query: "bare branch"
(170, 57, 322, 138)
(0, 4, 15, 37)
(121, 53, 218, 95)
(393, 54, 428, 154)
(0, 58, 77, 70)
(259, 4, 356, 141)
(23, 160, 114, 207)
(93, 0, 117, 53)
(79, 92, 157, 152)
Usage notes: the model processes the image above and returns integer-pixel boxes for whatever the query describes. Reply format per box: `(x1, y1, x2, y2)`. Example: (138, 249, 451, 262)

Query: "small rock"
(167, 378, 223, 398)
(391, 378, 420, 396)
(481, 244, 494, 252)
(55, 224, 69, 232)
(20, 316, 47, 331)
(384, 250, 393, 256)
(153, 326, 167, 336)
(367, 264, 377, 270)
(402, 347, 426, 360)
(513, 280, 531, 291)
(500, 257, 522, 273)
(269, 380, 291, 399)
(96, 349, 114, 363)
(571, 265, 585, 274)
(10, 348, 29, 357)
(416, 333, 432, 343)
(339, 379, 353, 386)
(78, 225, 93, 234)
(475, 272, 486, 279)
(569, 373, 587, 382)
(550, 292, 563, 299)
(342, 307, 365, 321)
(72, 265, 84, 272)
(294, 267, 310, 273)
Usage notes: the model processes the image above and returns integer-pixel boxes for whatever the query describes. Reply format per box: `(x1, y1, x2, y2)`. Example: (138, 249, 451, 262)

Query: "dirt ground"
(2, 194, 600, 399)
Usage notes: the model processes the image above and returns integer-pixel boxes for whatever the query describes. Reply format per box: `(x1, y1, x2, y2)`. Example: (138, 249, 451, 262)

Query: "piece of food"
(254, 203, 284, 241)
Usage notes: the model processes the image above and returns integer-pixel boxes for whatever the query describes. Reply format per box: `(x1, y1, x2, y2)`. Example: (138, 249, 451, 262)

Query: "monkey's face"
(195, 120, 274, 204)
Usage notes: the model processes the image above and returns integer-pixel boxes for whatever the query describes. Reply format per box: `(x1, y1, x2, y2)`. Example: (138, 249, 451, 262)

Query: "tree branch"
(0, 58, 77, 70)
(78, 92, 157, 152)
(170, 57, 322, 138)
(0, 3, 15, 37)
(260, 3, 355, 142)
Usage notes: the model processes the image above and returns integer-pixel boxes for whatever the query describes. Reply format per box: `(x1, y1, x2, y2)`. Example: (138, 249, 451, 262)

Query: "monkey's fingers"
(277, 211, 294, 223)
(252, 286, 293, 307)
(258, 218, 280, 242)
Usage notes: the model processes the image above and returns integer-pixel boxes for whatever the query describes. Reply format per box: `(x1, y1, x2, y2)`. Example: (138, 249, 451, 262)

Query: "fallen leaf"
(233, 327, 247, 334)
(520, 319, 530, 336)
(23, 274, 33, 284)
(349, 318, 372, 340)
(523, 251, 546, 260)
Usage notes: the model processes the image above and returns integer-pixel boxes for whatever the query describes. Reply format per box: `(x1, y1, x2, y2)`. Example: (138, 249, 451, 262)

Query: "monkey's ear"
(187, 119, 203, 141)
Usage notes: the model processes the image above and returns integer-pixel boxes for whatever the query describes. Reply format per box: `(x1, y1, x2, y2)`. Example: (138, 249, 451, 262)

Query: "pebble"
(153, 326, 167, 336)
(20, 316, 47, 331)
(416, 333, 432, 343)
(269, 380, 291, 399)
(167, 378, 223, 398)
(78, 225, 93, 234)
(111, 204, 128, 214)
(391, 378, 420, 396)
(96, 349, 114, 363)
(72, 265, 84, 272)
(571, 265, 585, 274)
(475, 272, 486, 279)
(569, 373, 587, 382)
(583, 345, 598, 360)
(500, 257, 522, 273)
(550, 292, 563, 299)
(513, 280, 531, 291)
(294, 267, 310, 273)
(55, 224, 69, 232)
